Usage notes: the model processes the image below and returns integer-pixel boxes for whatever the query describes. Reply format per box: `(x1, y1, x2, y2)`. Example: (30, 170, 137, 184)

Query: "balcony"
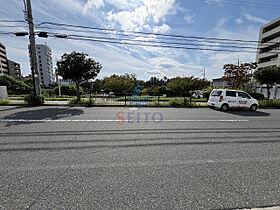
(257, 59, 280, 68)
(257, 52, 279, 60)
(261, 25, 280, 38)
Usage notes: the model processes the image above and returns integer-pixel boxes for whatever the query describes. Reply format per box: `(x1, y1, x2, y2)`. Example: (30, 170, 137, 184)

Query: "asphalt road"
(0, 106, 279, 210)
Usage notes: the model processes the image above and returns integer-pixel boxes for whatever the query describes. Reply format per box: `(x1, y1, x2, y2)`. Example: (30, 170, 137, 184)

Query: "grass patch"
(68, 97, 94, 105)
(258, 100, 280, 108)
(0, 100, 11, 105)
(169, 98, 195, 107)
(9, 96, 25, 100)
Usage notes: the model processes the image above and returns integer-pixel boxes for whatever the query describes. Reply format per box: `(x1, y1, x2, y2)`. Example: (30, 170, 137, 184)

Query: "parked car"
(208, 89, 259, 111)
(192, 90, 203, 99)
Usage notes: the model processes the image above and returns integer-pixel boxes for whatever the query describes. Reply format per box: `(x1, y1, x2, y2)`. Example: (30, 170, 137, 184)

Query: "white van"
(208, 89, 259, 111)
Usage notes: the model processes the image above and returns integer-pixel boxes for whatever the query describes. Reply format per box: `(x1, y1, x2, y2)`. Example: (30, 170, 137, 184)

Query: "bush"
(203, 87, 214, 100)
(24, 95, 45, 105)
(258, 100, 280, 108)
(42, 88, 55, 97)
(68, 97, 94, 106)
(0, 75, 32, 95)
(169, 98, 182, 107)
(0, 100, 11, 105)
(169, 98, 194, 107)
(54, 85, 83, 96)
(248, 92, 265, 100)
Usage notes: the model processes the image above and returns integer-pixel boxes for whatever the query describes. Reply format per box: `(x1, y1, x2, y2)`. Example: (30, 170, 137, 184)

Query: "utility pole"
(203, 67, 206, 79)
(24, 0, 41, 96)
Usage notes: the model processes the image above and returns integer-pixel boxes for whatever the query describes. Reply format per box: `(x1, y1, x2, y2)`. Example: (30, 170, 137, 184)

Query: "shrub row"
(258, 100, 280, 108)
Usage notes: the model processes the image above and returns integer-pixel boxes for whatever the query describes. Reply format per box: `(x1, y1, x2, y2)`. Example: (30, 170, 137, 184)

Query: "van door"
(237, 92, 251, 109)
(209, 90, 223, 106)
(226, 91, 237, 108)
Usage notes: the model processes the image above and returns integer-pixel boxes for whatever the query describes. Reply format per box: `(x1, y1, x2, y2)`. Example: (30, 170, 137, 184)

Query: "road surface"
(0, 106, 279, 209)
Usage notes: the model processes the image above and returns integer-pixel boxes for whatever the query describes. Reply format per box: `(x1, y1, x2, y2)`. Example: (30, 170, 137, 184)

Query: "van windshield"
(211, 90, 222, 96)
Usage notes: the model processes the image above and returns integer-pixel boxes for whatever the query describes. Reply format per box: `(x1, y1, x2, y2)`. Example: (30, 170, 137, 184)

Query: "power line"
(46, 32, 261, 50)
(225, 0, 280, 7)
(0, 24, 28, 28)
(37, 21, 280, 46)
(222, 0, 280, 8)
(2, 19, 279, 53)
(207, 0, 280, 10)
(38, 26, 263, 47)
(49, 35, 266, 54)
(0, 20, 26, 23)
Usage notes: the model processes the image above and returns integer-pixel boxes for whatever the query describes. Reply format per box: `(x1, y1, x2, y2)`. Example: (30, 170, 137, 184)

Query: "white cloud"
(204, 0, 222, 4)
(107, 7, 149, 30)
(149, 57, 204, 78)
(153, 24, 171, 33)
(235, 18, 244, 25)
(216, 18, 227, 28)
(244, 13, 268, 24)
(106, 0, 141, 10)
(106, 0, 176, 30)
(184, 12, 195, 24)
(84, 0, 104, 13)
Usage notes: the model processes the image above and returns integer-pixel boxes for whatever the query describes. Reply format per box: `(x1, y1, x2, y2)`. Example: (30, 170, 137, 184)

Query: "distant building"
(23, 74, 32, 80)
(60, 79, 75, 85)
(36, 44, 54, 87)
(212, 78, 231, 88)
(8, 60, 22, 80)
(0, 42, 8, 76)
(256, 17, 280, 99)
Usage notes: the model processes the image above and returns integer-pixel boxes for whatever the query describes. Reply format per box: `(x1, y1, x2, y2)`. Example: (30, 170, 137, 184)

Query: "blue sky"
(0, 0, 279, 80)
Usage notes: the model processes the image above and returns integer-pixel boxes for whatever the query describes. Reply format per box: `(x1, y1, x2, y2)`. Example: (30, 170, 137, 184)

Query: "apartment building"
(36, 44, 54, 87)
(0, 42, 9, 76)
(8, 60, 22, 80)
(212, 78, 231, 88)
(256, 17, 280, 99)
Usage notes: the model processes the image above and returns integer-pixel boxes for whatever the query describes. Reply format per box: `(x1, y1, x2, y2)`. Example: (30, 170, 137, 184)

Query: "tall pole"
(25, 0, 41, 96)
(203, 67, 206, 79)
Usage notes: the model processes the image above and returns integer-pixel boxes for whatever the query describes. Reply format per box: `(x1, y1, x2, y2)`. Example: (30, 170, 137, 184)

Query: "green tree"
(92, 79, 103, 93)
(167, 77, 210, 97)
(56, 51, 102, 101)
(223, 62, 257, 89)
(54, 84, 82, 96)
(103, 74, 134, 96)
(0, 75, 32, 95)
(145, 77, 166, 87)
(23, 78, 33, 87)
(254, 66, 280, 99)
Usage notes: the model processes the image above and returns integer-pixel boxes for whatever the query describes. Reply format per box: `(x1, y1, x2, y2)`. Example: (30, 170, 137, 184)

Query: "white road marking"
(129, 108, 138, 111)
(0, 119, 249, 122)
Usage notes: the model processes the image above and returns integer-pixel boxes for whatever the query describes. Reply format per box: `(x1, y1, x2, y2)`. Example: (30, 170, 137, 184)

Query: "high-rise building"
(8, 60, 22, 80)
(36, 44, 54, 87)
(0, 42, 9, 76)
(256, 17, 280, 99)
(256, 17, 280, 68)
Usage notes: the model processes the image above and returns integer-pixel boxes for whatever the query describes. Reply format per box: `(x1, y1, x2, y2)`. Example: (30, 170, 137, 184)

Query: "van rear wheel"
(220, 104, 229, 111)
(250, 104, 257, 111)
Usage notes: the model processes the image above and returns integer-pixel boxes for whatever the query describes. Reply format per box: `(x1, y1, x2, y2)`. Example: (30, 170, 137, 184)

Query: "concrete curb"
(1, 103, 279, 109)
(0, 103, 209, 108)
